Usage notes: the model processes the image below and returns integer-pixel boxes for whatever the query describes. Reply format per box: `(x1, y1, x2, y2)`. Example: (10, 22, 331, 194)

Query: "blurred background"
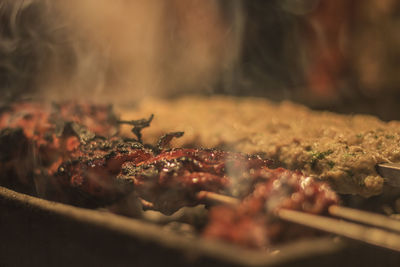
(233, 0, 400, 121)
(1, 0, 400, 120)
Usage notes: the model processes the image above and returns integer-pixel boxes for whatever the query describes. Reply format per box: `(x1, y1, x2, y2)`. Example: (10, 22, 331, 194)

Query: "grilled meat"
(202, 168, 339, 248)
(0, 101, 341, 250)
(0, 101, 119, 195)
(53, 137, 153, 206)
(0, 101, 338, 216)
(120, 148, 272, 214)
(0, 101, 271, 209)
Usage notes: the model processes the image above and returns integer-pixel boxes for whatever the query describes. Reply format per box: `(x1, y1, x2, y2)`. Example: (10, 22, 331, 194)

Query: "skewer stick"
(197, 190, 400, 253)
(277, 209, 400, 252)
(329, 205, 400, 234)
(197, 191, 240, 206)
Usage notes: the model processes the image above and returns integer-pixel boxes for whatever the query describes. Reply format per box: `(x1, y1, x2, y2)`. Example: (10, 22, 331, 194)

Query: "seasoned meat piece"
(0, 101, 118, 140)
(53, 137, 153, 206)
(0, 101, 119, 194)
(120, 149, 272, 215)
(0, 100, 345, 251)
(202, 168, 339, 248)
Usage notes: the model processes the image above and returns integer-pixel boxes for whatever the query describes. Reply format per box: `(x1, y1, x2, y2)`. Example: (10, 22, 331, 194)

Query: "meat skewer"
(119, 148, 273, 215)
(197, 190, 400, 252)
(200, 169, 339, 248)
(200, 190, 400, 235)
(0, 101, 274, 211)
(3, 101, 400, 252)
(0, 101, 120, 196)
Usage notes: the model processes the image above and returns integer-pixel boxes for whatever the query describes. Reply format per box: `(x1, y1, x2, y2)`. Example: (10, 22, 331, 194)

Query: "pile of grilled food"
(0, 100, 392, 250)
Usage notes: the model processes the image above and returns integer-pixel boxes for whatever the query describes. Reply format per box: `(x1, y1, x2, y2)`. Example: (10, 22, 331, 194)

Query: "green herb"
(310, 149, 333, 160)
(343, 152, 356, 159)
(327, 161, 335, 169)
(356, 134, 363, 138)
(385, 135, 395, 139)
(309, 149, 334, 168)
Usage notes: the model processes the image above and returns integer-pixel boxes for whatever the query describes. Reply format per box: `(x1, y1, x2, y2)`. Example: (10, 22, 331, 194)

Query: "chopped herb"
(343, 152, 356, 159)
(374, 135, 379, 139)
(356, 134, 363, 138)
(309, 149, 334, 168)
(385, 135, 395, 139)
(327, 161, 335, 169)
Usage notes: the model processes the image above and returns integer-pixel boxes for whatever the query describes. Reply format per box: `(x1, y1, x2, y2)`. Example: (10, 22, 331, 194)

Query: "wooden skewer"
(329, 205, 400, 234)
(198, 191, 400, 233)
(277, 209, 400, 252)
(197, 191, 240, 206)
(197, 190, 400, 253)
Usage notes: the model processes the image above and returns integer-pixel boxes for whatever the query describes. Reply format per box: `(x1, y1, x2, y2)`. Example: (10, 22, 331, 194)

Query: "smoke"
(0, 0, 243, 104)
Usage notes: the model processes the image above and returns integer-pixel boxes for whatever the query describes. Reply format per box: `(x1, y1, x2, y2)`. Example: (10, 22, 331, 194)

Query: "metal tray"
(1, 186, 399, 267)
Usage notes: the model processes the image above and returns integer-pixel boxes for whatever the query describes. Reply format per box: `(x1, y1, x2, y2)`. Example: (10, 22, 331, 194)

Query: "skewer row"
(197, 190, 400, 253)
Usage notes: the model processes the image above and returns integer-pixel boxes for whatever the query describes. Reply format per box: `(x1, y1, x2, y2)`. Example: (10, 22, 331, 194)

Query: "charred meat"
(0, 101, 341, 250)
(0, 101, 119, 195)
(0, 102, 272, 209)
(203, 168, 339, 248)
(120, 148, 272, 214)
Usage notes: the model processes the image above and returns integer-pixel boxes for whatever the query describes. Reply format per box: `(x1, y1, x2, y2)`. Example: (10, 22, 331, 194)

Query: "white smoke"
(0, 0, 243, 104)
